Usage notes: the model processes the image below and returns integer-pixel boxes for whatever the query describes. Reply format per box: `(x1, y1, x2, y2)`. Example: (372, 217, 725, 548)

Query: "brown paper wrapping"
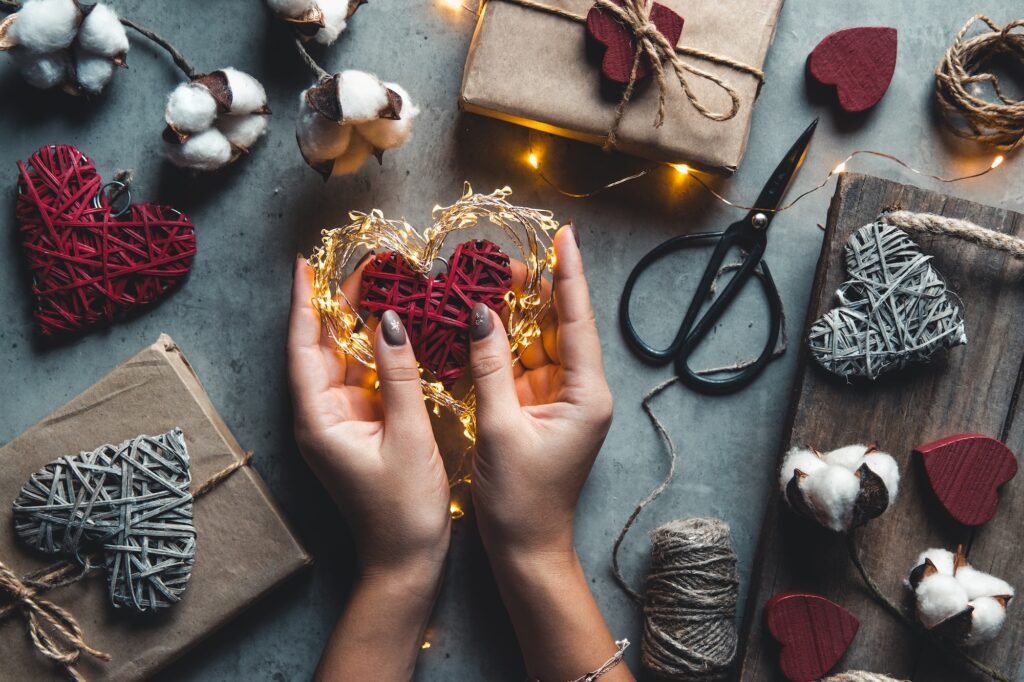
(0, 335, 311, 681)
(460, 0, 784, 173)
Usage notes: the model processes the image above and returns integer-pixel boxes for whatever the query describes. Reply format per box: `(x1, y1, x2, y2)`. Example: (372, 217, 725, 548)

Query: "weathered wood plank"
(737, 173, 1024, 682)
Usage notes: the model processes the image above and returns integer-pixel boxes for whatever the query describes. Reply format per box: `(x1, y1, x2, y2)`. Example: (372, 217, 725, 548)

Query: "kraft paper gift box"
(0, 335, 311, 681)
(460, 0, 785, 173)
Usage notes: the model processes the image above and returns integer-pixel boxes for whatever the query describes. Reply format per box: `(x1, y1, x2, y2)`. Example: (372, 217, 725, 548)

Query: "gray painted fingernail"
(470, 303, 493, 340)
(381, 310, 406, 346)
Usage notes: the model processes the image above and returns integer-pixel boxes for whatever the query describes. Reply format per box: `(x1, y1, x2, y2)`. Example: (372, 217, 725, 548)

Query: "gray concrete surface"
(1, 1, 1021, 680)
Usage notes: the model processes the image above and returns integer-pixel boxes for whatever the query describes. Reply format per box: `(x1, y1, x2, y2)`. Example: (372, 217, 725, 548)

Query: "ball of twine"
(935, 15, 1024, 148)
(640, 518, 739, 681)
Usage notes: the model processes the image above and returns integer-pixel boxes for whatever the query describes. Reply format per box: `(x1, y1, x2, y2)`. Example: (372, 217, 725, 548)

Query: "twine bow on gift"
(500, 0, 766, 148)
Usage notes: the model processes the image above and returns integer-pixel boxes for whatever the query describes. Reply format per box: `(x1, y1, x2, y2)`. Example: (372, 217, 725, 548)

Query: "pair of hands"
(287, 225, 613, 578)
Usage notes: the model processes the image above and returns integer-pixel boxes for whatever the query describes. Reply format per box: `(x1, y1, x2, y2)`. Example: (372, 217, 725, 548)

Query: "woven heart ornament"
(310, 185, 559, 439)
(12, 430, 195, 613)
(16, 145, 197, 336)
(808, 221, 967, 380)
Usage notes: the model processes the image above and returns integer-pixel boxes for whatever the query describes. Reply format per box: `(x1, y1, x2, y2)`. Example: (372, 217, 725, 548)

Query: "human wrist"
(359, 551, 447, 605)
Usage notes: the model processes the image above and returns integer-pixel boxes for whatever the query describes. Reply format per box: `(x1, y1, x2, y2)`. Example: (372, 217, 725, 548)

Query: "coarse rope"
(0, 450, 253, 682)
(883, 210, 1024, 260)
(935, 15, 1024, 149)
(492, 0, 764, 149)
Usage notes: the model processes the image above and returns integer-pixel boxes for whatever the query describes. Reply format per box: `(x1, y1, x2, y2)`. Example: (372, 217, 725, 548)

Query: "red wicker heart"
(360, 239, 512, 387)
(16, 144, 197, 336)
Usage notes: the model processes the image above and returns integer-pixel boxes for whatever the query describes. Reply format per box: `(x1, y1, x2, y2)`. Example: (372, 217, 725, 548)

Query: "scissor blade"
(750, 118, 818, 218)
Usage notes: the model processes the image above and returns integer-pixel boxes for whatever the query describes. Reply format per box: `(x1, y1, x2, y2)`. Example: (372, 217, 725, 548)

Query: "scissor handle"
(620, 231, 725, 362)
(675, 259, 782, 394)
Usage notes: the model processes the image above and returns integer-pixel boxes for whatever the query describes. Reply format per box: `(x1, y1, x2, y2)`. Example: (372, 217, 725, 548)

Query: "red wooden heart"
(915, 434, 1018, 526)
(586, 0, 684, 84)
(808, 26, 897, 112)
(16, 145, 197, 337)
(359, 240, 512, 388)
(766, 592, 860, 682)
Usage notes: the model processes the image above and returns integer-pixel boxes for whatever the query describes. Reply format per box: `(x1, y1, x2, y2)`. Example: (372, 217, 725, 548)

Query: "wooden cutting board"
(736, 173, 1024, 682)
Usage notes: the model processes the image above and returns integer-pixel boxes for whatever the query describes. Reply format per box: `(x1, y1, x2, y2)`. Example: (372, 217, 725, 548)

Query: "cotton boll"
(217, 114, 269, 150)
(166, 82, 218, 133)
(802, 466, 861, 531)
(956, 566, 1014, 601)
(914, 548, 956, 577)
(76, 3, 128, 59)
(73, 47, 114, 94)
(165, 128, 233, 171)
(330, 132, 373, 176)
(297, 93, 353, 162)
(356, 83, 419, 150)
(337, 70, 389, 123)
(915, 573, 970, 629)
(824, 444, 869, 470)
(778, 448, 826, 491)
(313, 0, 348, 45)
(862, 452, 899, 500)
(14, 49, 68, 88)
(267, 0, 316, 16)
(969, 597, 1008, 644)
(9, 0, 79, 53)
(222, 68, 267, 115)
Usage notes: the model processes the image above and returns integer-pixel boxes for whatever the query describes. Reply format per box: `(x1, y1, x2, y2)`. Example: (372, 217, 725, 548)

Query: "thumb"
(468, 303, 520, 434)
(374, 310, 431, 442)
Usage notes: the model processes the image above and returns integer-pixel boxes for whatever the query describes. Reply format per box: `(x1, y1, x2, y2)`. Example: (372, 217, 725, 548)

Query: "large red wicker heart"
(16, 144, 197, 336)
(360, 239, 512, 387)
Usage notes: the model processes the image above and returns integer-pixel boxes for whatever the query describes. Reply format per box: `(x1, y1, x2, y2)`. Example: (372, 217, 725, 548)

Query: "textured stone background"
(0, 1, 1021, 680)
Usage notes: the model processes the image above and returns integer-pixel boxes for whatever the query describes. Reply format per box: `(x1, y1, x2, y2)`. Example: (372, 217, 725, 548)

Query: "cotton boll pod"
(12, 48, 69, 88)
(165, 82, 219, 135)
(330, 131, 373, 177)
(296, 90, 353, 176)
(908, 545, 1014, 645)
(6, 0, 81, 54)
(76, 3, 128, 64)
(217, 114, 269, 152)
(780, 444, 899, 532)
(304, 70, 402, 125)
(356, 82, 419, 154)
(220, 68, 270, 115)
(164, 127, 233, 171)
(312, 0, 348, 45)
(72, 45, 115, 95)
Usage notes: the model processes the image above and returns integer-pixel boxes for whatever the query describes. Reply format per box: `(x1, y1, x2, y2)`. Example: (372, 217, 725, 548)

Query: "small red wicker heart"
(360, 239, 512, 387)
(16, 144, 197, 336)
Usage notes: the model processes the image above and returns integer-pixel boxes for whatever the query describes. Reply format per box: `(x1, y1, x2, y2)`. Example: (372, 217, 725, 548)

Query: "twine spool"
(639, 518, 739, 681)
(935, 15, 1024, 148)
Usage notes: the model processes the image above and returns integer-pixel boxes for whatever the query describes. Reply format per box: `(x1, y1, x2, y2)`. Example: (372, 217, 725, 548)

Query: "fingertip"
(553, 224, 583, 279)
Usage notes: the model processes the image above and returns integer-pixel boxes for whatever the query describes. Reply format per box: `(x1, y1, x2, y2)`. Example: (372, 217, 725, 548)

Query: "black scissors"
(620, 119, 818, 394)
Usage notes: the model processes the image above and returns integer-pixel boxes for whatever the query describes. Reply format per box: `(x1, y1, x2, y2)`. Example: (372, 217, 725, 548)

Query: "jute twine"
(493, 0, 764, 149)
(821, 673, 907, 682)
(935, 15, 1024, 149)
(0, 449, 252, 682)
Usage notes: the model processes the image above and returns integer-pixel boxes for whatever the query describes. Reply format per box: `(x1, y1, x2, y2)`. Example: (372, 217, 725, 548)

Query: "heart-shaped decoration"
(12, 429, 196, 612)
(808, 26, 898, 112)
(808, 221, 967, 380)
(16, 144, 197, 337)
(586, 0, 684, 84)
(360, 239, 513, 387)
(766, 592, 860, 682)
(915, 434, 1018, 526)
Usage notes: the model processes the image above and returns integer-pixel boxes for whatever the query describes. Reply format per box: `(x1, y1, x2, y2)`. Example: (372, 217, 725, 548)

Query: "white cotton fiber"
(166, 82, 218, 133)
(802, 466, 861, 531)
(313, 0, 347, 45)
(915, 573, 969, 629)
(823, 444, 868, 470)
(862, 452, 899, 500)
(956, 565, 1014, 602)
(165, 128, 232, 171)
(297, 92, 352, 160)
(970, 597, 1008, 644)
(356, 82, 419, 150)
(330, 131, 373, 176)
(337, 70, 388, 123)
(914, 548, 956, 577)
(217, 114, 269, 149)
(76, 3, 128, 58)
(14, 49, 68, 88)
(267, 0, 315, 16)
(73, 47, 114, 94)
(10, 0, 79, 53)
(778, 448, 826, 492)
(222, 68, 267, 115)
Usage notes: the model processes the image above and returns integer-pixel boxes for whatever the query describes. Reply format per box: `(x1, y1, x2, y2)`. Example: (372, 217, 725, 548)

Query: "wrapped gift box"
(460, 0, 785, 173)
(0, 335, 311, 681)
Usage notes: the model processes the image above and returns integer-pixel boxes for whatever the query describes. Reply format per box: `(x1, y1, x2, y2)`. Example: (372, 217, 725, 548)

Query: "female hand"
(469, 225, 614, 561)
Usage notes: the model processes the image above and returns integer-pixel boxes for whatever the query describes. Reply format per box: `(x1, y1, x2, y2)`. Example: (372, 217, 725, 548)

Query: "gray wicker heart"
(12, 429, 196, 613)
(808, 221, 967, 380)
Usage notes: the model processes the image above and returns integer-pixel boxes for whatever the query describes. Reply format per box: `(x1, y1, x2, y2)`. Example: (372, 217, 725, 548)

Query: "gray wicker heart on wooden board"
(12, 429, 195, 613)
(808, 221, 967, 380)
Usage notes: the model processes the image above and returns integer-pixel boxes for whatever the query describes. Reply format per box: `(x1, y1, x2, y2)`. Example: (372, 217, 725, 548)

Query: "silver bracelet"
(526, 639, 630, 682)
